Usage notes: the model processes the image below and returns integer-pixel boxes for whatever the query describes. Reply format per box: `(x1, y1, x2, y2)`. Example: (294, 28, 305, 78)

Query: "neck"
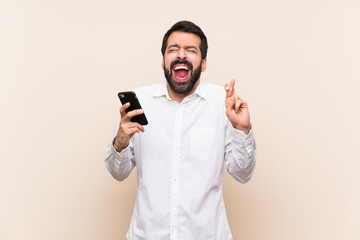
(166, 81, 200, 103)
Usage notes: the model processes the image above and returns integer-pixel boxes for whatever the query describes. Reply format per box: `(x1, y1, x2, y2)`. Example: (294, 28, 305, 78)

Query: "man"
(105, 20, 256, 240)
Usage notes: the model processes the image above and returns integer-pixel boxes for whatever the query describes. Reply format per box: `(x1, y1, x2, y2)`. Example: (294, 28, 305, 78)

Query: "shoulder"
(133, 83, 162, 93)
(133, 83, 162, 98)
(201, 82, 226, 99)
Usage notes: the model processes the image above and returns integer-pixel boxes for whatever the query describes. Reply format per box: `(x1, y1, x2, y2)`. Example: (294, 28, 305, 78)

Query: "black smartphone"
(118, 91, 148, 125)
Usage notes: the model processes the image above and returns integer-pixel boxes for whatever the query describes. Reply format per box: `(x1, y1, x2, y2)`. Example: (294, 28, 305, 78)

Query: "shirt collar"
(153, 81, 207, 100)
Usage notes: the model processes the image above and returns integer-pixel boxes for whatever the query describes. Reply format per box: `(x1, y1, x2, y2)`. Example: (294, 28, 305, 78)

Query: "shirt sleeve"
(223, 118, 257, 183)
(104, 122, 136, 181)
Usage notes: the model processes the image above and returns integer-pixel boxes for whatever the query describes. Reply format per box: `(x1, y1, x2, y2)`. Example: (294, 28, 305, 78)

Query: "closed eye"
(168, 44, 180, 53)
(185, 46, 198, 53)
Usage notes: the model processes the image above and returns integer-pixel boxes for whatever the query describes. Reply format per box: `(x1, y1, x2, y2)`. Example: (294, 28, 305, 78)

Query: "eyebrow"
(168, 44, 180, 49)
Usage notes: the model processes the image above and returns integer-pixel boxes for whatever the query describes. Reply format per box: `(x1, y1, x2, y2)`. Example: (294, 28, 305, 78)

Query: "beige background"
(1, 0, 359, 239)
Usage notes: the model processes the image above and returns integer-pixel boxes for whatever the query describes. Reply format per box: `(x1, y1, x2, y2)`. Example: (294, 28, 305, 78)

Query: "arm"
(224, 78, 256, 183)
(224, 120, 256, 183)
(104, 102, 144, 181)
(104, 137, 136, 181)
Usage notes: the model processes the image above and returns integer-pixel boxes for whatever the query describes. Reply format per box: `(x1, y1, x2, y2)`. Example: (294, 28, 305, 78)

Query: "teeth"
(174, 66, 189, 71)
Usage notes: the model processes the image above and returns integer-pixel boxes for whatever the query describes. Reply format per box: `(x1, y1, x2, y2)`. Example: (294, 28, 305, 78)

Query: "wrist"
(234, 124, 251, 135)
(113, 137, 126, 152)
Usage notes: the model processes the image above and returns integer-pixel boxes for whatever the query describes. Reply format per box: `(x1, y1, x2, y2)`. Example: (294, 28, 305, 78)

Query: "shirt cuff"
(111, 138, 131, 161)
(232, 126, 254, 153)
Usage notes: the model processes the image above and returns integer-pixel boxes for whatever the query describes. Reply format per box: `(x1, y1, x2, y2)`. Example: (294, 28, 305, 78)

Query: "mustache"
(170, 60, 193, 71)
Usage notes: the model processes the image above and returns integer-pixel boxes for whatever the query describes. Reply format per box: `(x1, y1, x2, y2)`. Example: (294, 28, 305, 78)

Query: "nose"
(176, 47, 187, 60)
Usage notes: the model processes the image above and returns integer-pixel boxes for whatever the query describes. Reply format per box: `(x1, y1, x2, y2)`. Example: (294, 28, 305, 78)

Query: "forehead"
(167, 31, 201, 48)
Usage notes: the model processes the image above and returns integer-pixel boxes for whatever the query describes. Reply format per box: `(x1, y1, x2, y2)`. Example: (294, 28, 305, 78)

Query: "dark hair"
(161, 20, 208, 60)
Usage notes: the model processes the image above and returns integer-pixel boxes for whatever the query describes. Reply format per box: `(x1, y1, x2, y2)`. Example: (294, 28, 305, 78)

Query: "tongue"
(175, 69, 188, 78)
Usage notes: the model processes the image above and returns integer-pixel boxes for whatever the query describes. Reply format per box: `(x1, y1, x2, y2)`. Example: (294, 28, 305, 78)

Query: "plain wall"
(1, 0, 359, 239)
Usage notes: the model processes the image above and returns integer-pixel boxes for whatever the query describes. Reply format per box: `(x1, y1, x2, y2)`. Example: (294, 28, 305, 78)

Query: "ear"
(161, 58, 164, 70)
(201, 58, 207, 72)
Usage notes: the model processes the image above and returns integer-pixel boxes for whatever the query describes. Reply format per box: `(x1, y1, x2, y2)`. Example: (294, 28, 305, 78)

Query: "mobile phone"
(118, 91, 148, 125)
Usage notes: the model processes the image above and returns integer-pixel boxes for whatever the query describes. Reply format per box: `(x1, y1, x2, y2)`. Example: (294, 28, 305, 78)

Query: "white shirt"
(105, 81, 256, 240)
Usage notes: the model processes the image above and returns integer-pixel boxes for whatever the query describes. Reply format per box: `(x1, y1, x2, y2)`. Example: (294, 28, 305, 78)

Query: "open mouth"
(173, 64, 190, 82)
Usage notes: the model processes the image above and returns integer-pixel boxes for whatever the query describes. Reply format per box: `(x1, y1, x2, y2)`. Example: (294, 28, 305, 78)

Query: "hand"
(113, 102, 145, 152)
(225, 79, 251, 134)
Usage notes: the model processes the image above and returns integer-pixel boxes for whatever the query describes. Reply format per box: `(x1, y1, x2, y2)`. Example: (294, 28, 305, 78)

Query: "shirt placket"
(169, 104, 183, 240)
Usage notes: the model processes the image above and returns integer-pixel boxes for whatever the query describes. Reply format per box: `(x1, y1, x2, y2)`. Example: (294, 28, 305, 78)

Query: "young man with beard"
(105, 21, 256, 240)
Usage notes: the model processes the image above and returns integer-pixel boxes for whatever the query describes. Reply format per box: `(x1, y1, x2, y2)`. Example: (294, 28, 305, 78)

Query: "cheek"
(164, 56, 173, 69)
(192, 59, 202, 69)
(189, 55, 201, 64)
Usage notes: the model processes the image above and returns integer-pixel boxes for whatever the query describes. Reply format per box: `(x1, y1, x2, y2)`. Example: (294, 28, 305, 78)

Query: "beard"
(164, 59, 202, 94)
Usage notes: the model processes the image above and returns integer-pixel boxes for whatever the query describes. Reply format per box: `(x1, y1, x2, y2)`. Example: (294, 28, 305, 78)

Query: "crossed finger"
(225, 79, 236, 98)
